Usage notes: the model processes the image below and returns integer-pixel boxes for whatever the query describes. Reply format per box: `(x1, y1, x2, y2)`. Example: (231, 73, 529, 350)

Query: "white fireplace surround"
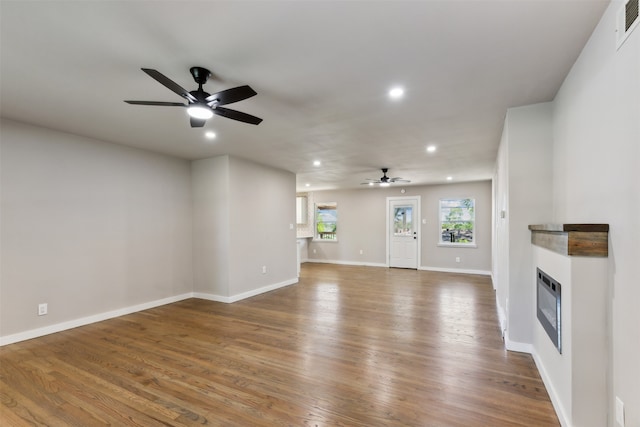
(529, 224, 609, 427)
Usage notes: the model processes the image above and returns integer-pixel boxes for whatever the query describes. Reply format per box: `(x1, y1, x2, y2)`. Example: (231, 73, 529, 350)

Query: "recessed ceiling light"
(205, 131, 217, 140)
(388, 87, 404, 99)
(427, 145, 437, 153)
(446, 176, 453, 181)
(368, 182, 374, 186)
(305, 183, 311, 187)
(313, 160, 321, 167)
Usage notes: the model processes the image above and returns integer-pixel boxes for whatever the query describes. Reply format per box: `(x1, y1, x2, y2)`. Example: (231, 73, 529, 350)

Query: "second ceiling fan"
(125, 66, 262, 128)
(362, 168, 410, 186)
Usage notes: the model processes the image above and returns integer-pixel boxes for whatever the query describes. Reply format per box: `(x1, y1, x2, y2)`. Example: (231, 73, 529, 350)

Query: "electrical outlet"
(359, 249, 363, 255)
(616, 396, 625, 426)
(313, 249, 316, 254)
(262, 265, 267, 274)
(38, 303, 48, 316)
(455, 257, 461, 263)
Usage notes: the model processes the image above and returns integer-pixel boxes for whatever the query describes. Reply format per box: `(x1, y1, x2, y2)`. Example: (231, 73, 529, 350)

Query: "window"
(315, 202, 337, 241)
(439, 198, 475, 245)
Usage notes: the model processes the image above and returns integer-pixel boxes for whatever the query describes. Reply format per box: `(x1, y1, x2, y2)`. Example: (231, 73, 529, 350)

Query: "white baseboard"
(496, 298, 507, 339)
(493, 295, 533, 353)
(0, 293, 193, 346)
(192, 292, 230, 303)
(194, 277, 298, 303)
(306, 259, 388, 268)
(493, 294, 565, 426)
(304, 261, 492, 274)
(504, 335, 533, 354)
(418, 266, 492, 276)
(494, 296, 533, 352)
(1, 277, 300, 346)
(506, 340, 568, 426)
(532, 349, 571, 427)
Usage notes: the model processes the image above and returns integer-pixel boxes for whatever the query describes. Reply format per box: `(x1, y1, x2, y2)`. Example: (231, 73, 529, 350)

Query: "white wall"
(0, 119, 193, 338)
(421, 181, 492, 272)
(494, 1, 640, 423)
(493, 125, 509, 334)
(493, 102, 558, 353)
(192, 155, 298, 300)
(1, 123, 299, 342)
(507, 104, 555, 346)
(192, 156, 230, 296)
(551, 1, 640, 424)
(307, 181, 492, 273)
(308, 188, 387, 266)
(533, 246, 609, 427)
(493, 103, 554, 349)
(228, 156, 298, 295)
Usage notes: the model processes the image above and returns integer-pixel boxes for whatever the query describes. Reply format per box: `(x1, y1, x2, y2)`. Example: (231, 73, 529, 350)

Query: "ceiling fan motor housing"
(190, 66, 211, 85)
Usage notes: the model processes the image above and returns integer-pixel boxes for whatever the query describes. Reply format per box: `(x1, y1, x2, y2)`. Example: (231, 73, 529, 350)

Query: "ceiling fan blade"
(205, 85, 257, 105)
(125, 100, 186, 106)
(390, 179, 411, 183)
(190, 117, 206, 128)
(213, 106, 263, 125)
(141, 68, 197, 103)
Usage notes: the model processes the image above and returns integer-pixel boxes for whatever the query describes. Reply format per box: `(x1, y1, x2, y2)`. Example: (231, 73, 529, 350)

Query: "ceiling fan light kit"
(187, 105, 214, 119)
(124, 66, 262, 127)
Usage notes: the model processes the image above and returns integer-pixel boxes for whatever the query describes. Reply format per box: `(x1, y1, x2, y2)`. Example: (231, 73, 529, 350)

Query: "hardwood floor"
(1, 263, 559, 426)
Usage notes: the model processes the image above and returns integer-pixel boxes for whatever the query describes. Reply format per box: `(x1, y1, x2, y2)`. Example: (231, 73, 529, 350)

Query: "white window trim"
(439, 198, 475, 246)
(437, 242, 478, 248)
(313, 202, 338, 242)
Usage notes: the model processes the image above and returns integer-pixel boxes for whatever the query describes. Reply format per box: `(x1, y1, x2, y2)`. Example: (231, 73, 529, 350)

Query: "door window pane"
(394, 206, 413, 236)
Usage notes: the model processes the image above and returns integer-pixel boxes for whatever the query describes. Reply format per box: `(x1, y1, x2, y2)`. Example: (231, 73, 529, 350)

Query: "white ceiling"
(0, 1, 609, 191)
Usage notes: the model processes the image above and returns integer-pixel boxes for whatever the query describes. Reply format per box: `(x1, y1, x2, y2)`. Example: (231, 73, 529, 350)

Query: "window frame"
(313, 202, 338, 242)
(438, 198, 476, 247)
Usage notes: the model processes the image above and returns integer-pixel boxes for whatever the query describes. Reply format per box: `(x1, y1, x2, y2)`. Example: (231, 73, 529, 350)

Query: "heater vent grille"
(617, 0, 640, 49)
(627, 0, 639, 31)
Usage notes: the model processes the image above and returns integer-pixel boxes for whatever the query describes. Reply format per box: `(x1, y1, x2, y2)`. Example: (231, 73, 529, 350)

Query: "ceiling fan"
(124, 67, 262, 127)
(361, 168, 410, 187)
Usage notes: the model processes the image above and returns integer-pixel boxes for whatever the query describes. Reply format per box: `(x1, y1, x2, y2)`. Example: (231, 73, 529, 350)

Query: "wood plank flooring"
(1, 263, 559, 426)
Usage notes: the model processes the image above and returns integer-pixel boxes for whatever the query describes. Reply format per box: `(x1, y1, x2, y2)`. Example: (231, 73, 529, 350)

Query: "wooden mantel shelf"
(528, 224, 609, 257)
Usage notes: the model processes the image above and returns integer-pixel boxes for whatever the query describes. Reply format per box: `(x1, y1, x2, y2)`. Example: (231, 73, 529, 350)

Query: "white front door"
(388, 197, 419, 269)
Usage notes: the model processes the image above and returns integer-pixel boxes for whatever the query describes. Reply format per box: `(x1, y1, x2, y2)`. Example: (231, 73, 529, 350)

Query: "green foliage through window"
(315, 202, 337, 241)
(393, 206, 413, 236)
(439, 198, 474, 244)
